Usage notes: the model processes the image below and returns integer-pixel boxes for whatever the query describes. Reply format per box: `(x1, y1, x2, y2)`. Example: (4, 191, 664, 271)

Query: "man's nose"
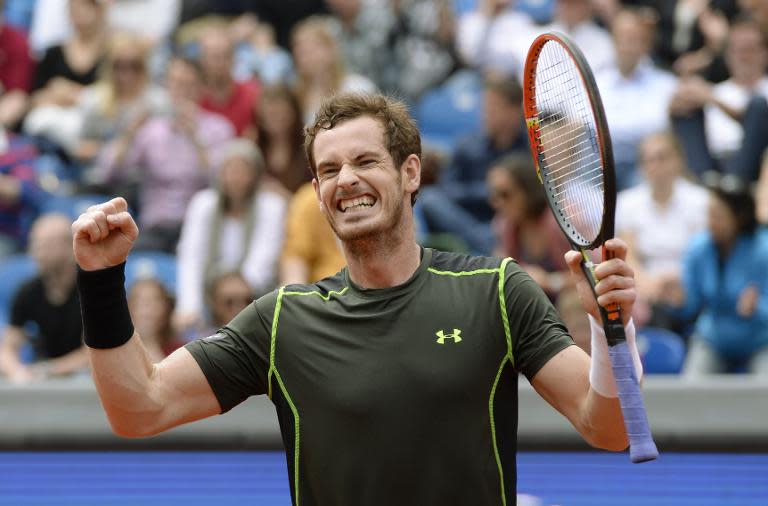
(336, 163, 360, 188)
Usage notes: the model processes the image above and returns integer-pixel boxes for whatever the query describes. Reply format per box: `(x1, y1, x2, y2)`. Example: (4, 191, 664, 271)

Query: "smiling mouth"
(338, 195, 376, 212)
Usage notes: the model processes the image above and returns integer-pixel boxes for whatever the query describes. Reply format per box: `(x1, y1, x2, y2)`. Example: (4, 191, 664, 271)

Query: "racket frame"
(522, 31, 659, 464)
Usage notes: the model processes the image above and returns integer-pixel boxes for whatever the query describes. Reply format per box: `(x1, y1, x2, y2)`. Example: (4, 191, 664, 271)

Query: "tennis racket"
(522, 31, 658, 463)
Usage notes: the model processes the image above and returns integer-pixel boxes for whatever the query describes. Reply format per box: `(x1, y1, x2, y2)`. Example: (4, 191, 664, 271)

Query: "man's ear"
(402, 154, 421, 196)
(312, 178, 324, 211)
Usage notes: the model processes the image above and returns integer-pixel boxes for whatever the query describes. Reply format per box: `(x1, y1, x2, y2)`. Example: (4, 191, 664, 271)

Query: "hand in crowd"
(72, 197, 138, 271)
(737, 284, 759, 318)
(564, 239, 636, 326)
(669, 75, 714, 115)
(479, 0, 512, 18)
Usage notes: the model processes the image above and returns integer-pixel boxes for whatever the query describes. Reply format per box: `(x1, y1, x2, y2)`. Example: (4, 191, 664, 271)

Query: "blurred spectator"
(487, 154, 571, 299)
(0, 213, 87, 384)
(75, 33, 171, 164)
(456, 0, 537, 76)
(280, 182, 345, 285)
(230, 14, 294, 84)
(739, 0, 768, 37)
(96, 56, 234, 252)
(256, 84, 311, 196)
(595, 7, 677, 190)
(291, 15, 376, 123)
(198, 23, 261, 138)
(177, 0, 327, 49)
(678, 173, 768, 375)
(757, 151, 768, 226)
(29, 0, 181, 55)
(325, 0, 393, 92)
(128, 278, 183, 362)
(382, 0, 457, 101)
(175, 139, 286, 334)
(0, 0, 33, 129)
(0, 133, 45, 256)
(201, 271, 254, 335)
(670, 17, 768, 178)
(22, 0, 107, 154)
(616, 131, 709, 331)
(418, 73, 528, 254)
(543, 0, 615, 73)
(556, 286, 590, 353)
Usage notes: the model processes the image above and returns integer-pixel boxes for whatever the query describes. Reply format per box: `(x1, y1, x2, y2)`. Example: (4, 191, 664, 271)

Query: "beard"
(329, 194, 405, 246)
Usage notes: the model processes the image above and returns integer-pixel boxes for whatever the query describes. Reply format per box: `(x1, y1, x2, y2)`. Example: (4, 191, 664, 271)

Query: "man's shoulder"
(428, 249, 504, 274)
(279, 270, 348, 299)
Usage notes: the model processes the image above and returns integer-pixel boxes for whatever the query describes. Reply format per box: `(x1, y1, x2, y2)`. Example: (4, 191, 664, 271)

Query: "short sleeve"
(184, 291, 277, 412)
(503, 259, 573, 380)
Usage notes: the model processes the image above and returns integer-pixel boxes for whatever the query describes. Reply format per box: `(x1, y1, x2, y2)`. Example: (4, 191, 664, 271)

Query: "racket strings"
(533, 41, 604, 244)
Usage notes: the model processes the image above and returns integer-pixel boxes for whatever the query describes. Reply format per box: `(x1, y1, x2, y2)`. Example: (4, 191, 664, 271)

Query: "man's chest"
(271, 292, 508, 417)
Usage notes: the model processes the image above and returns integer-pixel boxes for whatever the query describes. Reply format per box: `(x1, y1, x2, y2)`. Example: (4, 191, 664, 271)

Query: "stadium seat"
(124, 251, 177, 293)
(414, 70, 483, 152)
(41, 193, 114, 220)
(0, 254, 37, 327)
(637, 327, 686, 374)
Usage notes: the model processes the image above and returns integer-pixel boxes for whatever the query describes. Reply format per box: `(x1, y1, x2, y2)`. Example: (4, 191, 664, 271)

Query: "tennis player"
(72, 93, 643, 505)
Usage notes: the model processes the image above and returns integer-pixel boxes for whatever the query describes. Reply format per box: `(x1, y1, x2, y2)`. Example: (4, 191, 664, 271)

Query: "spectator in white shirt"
(174, 139, 287, 334)
(456, 0, 537, 76)
(595, 7, 677, 190)
(544, 0, 615, 73)
(616, 131, 708, 331)
(670, 16, 768, 173)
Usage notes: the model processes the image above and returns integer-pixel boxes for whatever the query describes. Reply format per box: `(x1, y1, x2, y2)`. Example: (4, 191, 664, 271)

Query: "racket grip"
(608, 340, 659, 463)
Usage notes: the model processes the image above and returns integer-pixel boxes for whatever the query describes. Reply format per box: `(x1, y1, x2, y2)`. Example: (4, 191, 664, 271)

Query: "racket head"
(522, 31, 617, 250)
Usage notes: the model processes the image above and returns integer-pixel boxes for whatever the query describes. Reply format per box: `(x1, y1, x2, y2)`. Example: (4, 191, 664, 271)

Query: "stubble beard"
(330, 195, 406, 256)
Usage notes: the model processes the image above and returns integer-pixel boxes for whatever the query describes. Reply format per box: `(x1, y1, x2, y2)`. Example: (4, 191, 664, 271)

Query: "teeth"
(340, 196, 375, 211)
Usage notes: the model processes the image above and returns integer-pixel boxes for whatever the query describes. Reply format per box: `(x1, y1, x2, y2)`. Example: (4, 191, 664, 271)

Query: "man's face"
(726, 25, 768, 82)
(29, 218, 74, 277)
(312, 116, 412, 243)
(200, 33, 233, 81)
(612, 15, 652, 73)
(483, 89, 521, 138)
(166, 60, 201, 103)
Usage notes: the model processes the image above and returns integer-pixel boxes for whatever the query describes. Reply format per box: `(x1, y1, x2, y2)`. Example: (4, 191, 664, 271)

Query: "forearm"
(579, 384, 629, 451)
(87, 333, 165, 436)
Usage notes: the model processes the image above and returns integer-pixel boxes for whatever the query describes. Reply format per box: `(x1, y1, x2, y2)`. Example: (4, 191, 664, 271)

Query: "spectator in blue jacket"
(679, 173, 768, 375)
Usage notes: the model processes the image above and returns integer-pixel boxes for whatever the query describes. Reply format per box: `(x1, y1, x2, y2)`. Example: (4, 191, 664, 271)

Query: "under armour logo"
(436, 329, 462, 344)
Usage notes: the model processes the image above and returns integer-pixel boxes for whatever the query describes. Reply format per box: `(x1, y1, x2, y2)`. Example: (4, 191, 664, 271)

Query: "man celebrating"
(73, 93, 641, 505)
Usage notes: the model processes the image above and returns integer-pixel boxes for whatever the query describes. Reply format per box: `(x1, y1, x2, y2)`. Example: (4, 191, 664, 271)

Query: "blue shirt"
(439, 130, 529, 222)
(680, 229, 768, 359)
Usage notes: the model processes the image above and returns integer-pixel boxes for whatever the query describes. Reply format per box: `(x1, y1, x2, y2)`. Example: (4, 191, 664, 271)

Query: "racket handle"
(608, 336, 659, 463)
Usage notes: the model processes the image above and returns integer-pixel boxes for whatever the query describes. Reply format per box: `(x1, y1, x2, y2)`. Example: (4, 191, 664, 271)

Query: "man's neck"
(343, 228, 421, 289)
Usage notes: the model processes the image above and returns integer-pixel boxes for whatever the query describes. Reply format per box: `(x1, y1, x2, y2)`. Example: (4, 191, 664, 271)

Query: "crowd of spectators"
(1, 0, 767, 383)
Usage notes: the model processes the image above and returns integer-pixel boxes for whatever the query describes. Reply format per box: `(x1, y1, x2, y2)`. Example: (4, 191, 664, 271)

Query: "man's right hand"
(72, 197, 139, 271)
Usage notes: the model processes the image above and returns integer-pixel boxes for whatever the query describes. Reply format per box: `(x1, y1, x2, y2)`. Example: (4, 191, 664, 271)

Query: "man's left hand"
(564, 238, 636, 326)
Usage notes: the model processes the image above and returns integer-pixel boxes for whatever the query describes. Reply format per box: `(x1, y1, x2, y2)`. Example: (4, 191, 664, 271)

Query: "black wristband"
(77, 262, 135, 349)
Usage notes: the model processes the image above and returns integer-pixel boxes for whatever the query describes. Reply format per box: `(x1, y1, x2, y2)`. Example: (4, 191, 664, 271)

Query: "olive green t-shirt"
(186, 248, 573, 506)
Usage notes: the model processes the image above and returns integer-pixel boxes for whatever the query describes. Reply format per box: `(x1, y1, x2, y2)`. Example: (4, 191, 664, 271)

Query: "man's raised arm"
(72, 197, 220, 437)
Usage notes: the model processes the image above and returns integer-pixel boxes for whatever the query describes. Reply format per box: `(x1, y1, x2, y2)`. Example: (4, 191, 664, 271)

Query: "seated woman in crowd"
(616, 131, 709, 331)
(75, 32, 170, 165)
(127, 278, 183, 362)
(486, 154, 570, 300)
(174, 139, 286, 333)
(23, 0, 107, 155)
(291, 15, 376, 123)
(678, 173, 768, 375)
(256, 84, 311, 196)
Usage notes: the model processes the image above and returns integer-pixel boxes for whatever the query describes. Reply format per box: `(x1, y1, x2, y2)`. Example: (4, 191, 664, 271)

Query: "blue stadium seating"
(414, 70, 483, 152)
(41, 193, 114, 220)
(637, 327, 686, 374)
(124, 251, 177, 293)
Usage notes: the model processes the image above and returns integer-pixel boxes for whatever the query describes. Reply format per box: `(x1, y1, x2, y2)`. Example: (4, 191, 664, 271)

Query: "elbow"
(584, 427, 629, 452)
(103, 404, 165, 439)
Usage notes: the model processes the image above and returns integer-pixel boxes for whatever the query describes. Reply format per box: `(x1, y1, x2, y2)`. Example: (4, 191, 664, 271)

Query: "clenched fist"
(72, 197, 139, 271)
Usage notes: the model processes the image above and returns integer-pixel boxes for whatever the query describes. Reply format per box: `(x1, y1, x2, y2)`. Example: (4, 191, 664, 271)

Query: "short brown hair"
(304, 93, 422, 204)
